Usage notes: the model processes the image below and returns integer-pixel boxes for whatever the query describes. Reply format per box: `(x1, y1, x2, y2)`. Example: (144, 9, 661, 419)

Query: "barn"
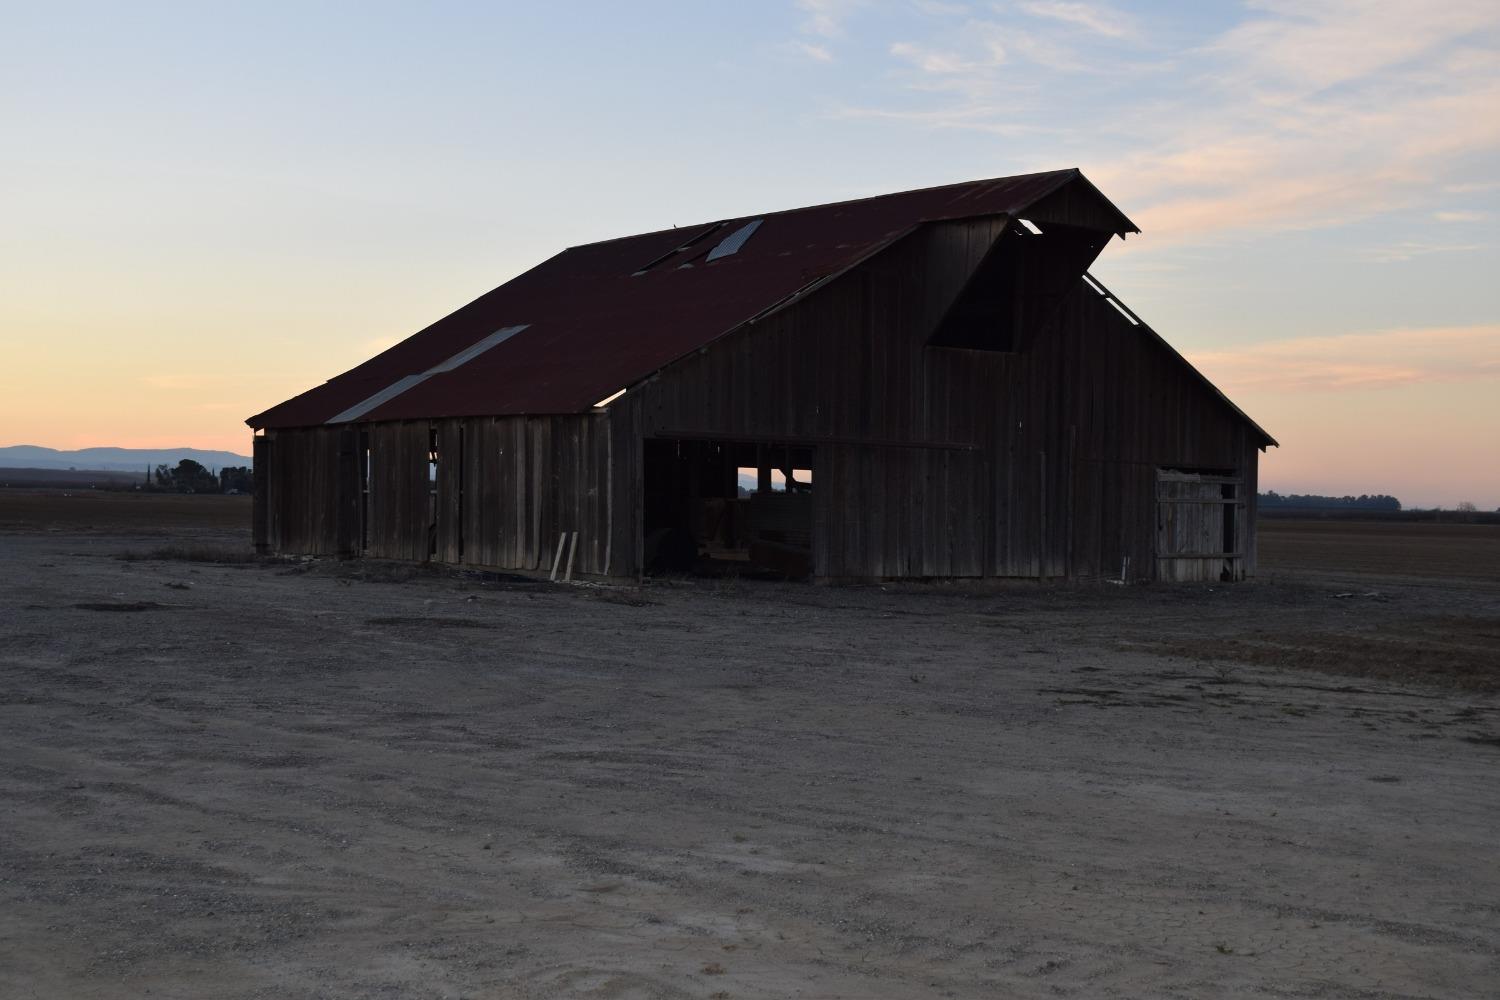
(247, 168, 1276, 583)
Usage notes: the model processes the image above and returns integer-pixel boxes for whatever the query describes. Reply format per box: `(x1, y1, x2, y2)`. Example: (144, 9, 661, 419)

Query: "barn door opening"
(1155, 469, 1244, 582)
(643, 438, 814, 579)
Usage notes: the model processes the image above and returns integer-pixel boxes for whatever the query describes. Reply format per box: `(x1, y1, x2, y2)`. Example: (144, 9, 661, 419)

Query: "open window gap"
(736, 467, 813, 494)
(644, 439, 814, 579)
(928, 233, 1022, 351)
(930, 223, 1112, 353)
(705, 219, 763, 262)
(631, 221, 729, 276)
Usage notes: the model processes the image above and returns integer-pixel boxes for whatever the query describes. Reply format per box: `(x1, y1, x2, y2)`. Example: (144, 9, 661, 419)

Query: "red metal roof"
(248, 168, 1135, 429)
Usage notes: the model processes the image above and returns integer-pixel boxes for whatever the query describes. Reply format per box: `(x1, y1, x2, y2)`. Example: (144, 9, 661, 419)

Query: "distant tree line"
(1258, 491, 1401, 511)
(147, 459, 252, 494)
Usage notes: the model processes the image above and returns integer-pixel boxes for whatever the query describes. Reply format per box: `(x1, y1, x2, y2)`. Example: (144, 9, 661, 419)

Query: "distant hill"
(0, 445, 252, 473)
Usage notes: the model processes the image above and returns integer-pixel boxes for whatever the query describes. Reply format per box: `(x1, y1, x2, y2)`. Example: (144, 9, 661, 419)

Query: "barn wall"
(365, 422, 430, 561)
(622, 217, 1011, 580)
(454, 414, 613, 576)
(252, 435, 268, 553)
(623, 217, 1263, 581)
(261, 426, 348, 557)
(1036, 286, 1259, 581)
(261, 415, 615, 575)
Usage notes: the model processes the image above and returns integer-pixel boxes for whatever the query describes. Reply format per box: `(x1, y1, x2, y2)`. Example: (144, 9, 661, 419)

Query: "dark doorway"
(643, 439, 815, 578)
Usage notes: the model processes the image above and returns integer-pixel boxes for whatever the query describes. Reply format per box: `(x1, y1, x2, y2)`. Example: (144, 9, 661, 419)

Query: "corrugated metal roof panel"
(426, 324, 529, 373)
(323, 325, 531, 424)
(326, 374, 429, 425)
(705, 219, 762, 262)
(249, 168, 1137, 428)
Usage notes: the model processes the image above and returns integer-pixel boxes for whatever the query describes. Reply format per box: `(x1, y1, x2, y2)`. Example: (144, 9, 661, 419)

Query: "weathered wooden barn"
(247, 168, 1275, 583)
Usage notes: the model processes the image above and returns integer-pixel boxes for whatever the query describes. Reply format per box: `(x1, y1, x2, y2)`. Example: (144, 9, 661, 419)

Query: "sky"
(2, 1, 1496, 508)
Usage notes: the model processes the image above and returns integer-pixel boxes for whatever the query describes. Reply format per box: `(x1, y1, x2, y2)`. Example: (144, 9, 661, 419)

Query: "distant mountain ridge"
(0, 445, 252, 472)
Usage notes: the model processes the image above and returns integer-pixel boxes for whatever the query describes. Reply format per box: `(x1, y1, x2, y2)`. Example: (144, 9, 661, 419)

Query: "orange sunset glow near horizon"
(3, 3, 1497, 509)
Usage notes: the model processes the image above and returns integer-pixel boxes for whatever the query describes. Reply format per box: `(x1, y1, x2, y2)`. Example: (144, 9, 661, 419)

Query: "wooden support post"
(549, 531, 567, 581)
(564, 531, 579, 582)
(603, 427, 613, 578)
(252, 435, 269, 555)
(757, 444, 772, 494)
(1038, 449, 1047, 581)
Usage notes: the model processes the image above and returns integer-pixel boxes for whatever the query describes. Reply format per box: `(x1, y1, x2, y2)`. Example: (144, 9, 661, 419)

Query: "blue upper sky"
(3, 1, 1497, 505)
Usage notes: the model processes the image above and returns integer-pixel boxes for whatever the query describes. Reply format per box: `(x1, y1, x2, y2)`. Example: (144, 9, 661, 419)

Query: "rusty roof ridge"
(564, 168, 1084, 251)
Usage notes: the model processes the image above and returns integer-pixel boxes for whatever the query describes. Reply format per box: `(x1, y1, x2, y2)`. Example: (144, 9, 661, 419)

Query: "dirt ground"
(2, 491, 1498, 999)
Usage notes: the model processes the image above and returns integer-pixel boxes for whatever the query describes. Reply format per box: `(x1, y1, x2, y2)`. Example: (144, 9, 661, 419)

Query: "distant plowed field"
(1259, 518, 1500, 582)
(0, 488, 250, 533)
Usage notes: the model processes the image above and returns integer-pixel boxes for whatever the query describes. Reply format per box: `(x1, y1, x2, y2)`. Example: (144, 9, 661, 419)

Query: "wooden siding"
(456, 415, 612, 575)
(618, 217, 1263, 581)
(252, 435, 268, 554)
(365, 422, 430, 562)
(1155, 471, 1245, 583)
(262, 426, 346, 557)
(261, 416, 612, 575)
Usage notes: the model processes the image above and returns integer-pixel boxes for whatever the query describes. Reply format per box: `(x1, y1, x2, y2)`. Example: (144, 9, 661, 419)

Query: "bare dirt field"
(1259, 518, 1500, 584)
(2, 491, 1498, 999)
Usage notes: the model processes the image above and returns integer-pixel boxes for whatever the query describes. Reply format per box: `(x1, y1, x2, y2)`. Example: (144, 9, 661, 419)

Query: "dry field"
(1259, 518, 1500, 583)
(2, 490, 1498, 999)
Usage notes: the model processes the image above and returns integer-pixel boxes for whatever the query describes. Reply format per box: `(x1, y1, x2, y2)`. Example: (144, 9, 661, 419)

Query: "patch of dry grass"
(1152, 615, 1500, 692)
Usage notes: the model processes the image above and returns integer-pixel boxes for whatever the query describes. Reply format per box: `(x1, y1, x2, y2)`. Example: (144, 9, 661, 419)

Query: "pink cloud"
(1018, 1, 1135, 40)
(1188, 324, 1500, 393)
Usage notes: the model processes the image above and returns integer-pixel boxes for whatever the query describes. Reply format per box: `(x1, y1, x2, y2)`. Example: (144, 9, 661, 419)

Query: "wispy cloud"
(1444, 180, 1500, 194)
(890, 41, 978, 74)
(1358, 240, 1486, 263)
(1017, 1, 1136, 39)
(826, 1, 1500, 245)
(1088, 6, 1500, 241)
(788, 0, 865, 62)
(1205, 0, 1497, 93)
(791, 40, 835, 63)
(828, 101, 1043, 136)
(1190, 324, 1500, 392)
(914, 0, 971, 15)
(975, 22, 1096, 72)
(1434, 210, 1487, 223)
(797, 0, 863, 38)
